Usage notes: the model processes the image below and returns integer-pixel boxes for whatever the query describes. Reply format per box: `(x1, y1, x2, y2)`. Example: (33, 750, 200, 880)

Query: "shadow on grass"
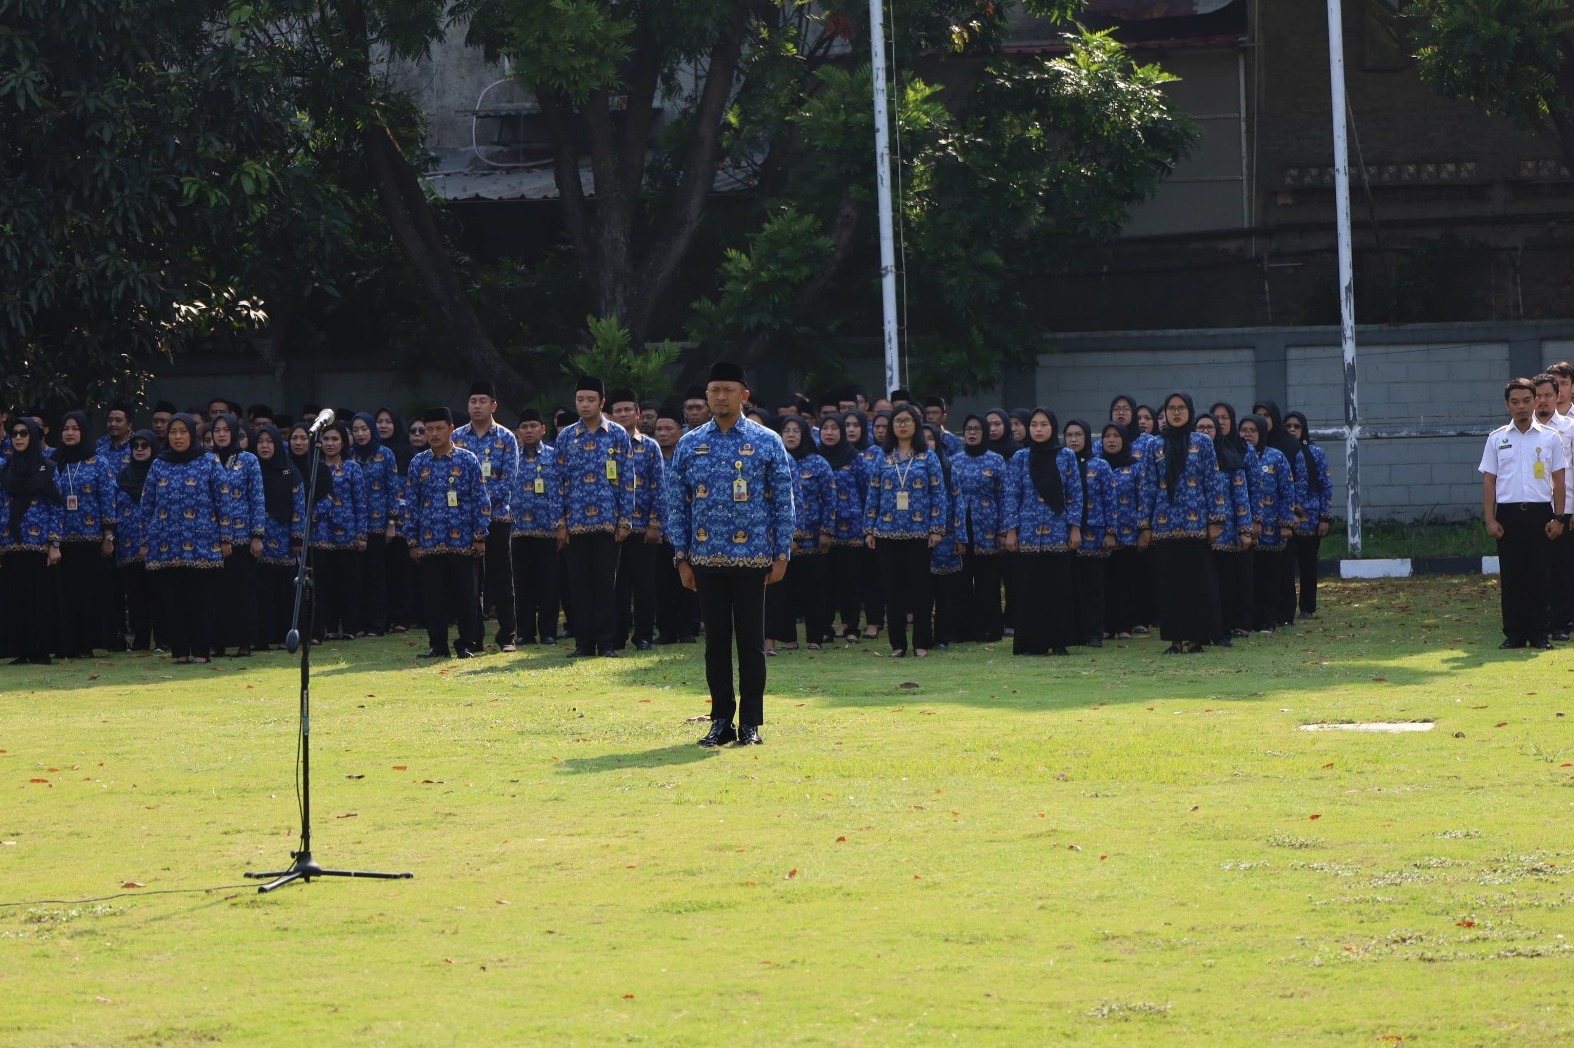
(553, 741, 716, 775)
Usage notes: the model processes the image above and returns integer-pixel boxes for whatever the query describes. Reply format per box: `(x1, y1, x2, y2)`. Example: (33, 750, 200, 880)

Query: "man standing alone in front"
(1481, 377, 1567, 649)
(665, 362, 794, 746)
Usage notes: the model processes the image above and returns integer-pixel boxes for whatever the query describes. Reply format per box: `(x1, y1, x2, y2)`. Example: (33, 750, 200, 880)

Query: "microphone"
(306, 408, 336, 436)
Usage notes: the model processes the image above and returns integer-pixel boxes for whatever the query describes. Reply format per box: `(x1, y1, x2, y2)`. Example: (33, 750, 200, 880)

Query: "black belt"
(1498, 502, 1551, 511)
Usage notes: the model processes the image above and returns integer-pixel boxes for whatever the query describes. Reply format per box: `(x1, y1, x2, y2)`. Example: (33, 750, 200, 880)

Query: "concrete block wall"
(1032, 347, 1257, 430)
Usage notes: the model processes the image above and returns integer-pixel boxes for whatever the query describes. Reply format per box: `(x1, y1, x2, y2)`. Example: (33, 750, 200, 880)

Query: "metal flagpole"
(1327, 0, 1363, 554)
(869, 0, 901, 398)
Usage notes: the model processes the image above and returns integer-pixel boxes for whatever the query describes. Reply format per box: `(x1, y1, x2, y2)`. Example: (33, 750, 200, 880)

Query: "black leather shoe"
(678, 635, 697, 644)
(456, 647, 475, 659)
(635, 640, 652, 651)
(567, 648, 594, 658)
(1051, 647, 1070, 656)
(417, 648, 450, 659)
(1532, 639, 1554, 650)
(1553, 631, 1571, 642)
(1499, 638, 1528, 650)
(736, 724, 763, 746)
(542, 636, 556, 645)
(1086, 635, 1103, 648)
(601, 649, 620, 658)
(698, 720, 737, 747)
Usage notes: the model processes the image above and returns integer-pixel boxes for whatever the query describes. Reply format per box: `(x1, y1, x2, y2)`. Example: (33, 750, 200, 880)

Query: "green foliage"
(688, 208, 836, 356)
(560, 315, 681, 401)
(1411, 0, 1574, 131)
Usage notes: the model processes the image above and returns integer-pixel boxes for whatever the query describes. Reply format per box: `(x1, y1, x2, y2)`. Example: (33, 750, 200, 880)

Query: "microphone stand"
(245, 423, 413, 893)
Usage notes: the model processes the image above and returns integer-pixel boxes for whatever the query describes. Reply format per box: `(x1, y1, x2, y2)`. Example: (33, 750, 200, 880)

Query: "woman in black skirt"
(1002, 408, 1082, 656)
(1139, 393, 1223, 654)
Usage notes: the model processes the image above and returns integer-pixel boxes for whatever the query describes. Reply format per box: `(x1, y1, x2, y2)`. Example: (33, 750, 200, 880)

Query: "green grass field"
(5, 575, 1574, 1046)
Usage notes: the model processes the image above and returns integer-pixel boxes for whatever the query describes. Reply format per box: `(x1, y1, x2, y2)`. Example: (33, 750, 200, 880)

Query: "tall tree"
(1412, 0, 1574, 172)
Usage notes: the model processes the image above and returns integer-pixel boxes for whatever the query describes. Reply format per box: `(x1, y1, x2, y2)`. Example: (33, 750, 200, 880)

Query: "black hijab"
(984, 408, 1017, 458)
(1025, 408, 1065, 513)
(1100, 422, 1135, 470)
(1160, 393, 1195, 502)
(1108, 395, 1138, 442)
(351, 411, 383, 464)
(1253, 400, 1301, 466)
(842, 410, 872, 451)
(116, 430, 157, 503)
(55, 410, 93, 465)
(377, 408, 414, 471)
(1207, 402, 1247, 472)
(1284, 411, 1323, 494)
(1009, 409, 1033, 446)
(211, 413, 244, 469)
(962, 414, 989, 458)
(288, 423, 335, 499)
(818, 414, 855, 471)
(1241, 415, 1271, 460)
(1, 417, 61, 542)
(159, 414, 206, 465)
(780, 416, 815, 460)
(254, 424, 299, 527)
(1063, 419, 1095, 525)
(923, 423, 954, 492)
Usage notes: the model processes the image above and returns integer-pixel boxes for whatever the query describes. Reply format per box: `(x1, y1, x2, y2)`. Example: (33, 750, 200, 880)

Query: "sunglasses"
(9, 429, 28, 438)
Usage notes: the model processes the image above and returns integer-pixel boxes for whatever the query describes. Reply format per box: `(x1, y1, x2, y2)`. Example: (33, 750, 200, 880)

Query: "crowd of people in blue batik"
(0, 381, 1331, 665)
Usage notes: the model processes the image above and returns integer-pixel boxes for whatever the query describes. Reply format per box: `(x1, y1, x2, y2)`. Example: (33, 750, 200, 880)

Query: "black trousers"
(1497, 502, 1554, 643)
(57, 542, 109, 655)
(930, 570, 963, 646)
(219, 547, 259, 650)
(615, 538, 658, 647)
(257, 561, 294, 647)
(313, 547, 364, 637)
(960, 550, 1003, 642)
(696, 569, 768, 726)
(1072, 554, 1106, 643)
(1213, 548, 1254, 635)
(156, 566, 216, 659)
(859, 545, 885, 628)
(479, 520, 516, 646)
(1292, 533, 1322, 616)
(420, 552, 481, 654)
(655, 541, 699, 641)
(766, 553, 829, 643)
(360, 531, 388, 633)
(5, 551, 55, 660)
(565, 531, 621, 653)
(386, 534, 417, 628)
(1104, 546, 1142, 635)
(1253, 547, 1292, 631)
(557, 548, 575, 637)
(1013, 551, 1076, 654)
(877, 538, 933, 652)
(511, 535, 560, 643)
(826, 546, 863, 635)
(1551, 530, 1574, 632)
(117, 562, 156, 650)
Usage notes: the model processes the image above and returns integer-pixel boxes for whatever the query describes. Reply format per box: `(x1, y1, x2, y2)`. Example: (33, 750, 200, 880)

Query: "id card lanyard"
(893, 452, 915, 512)
(64, 462, 79, 513)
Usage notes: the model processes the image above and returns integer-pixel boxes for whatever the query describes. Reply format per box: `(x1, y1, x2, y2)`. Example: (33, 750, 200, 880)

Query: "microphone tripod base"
(244, 850, 414, 894)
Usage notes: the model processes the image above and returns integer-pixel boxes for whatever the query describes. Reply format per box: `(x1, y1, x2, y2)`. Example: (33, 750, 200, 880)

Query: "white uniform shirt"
(1480, 420, 1568, 505)
(1548, 413, 1574, 511)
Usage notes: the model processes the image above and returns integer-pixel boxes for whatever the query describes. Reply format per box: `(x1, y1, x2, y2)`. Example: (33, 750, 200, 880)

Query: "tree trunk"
(359, 123, 532, 406)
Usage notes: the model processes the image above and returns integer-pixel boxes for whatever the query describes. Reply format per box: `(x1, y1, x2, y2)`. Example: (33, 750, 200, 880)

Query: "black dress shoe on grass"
(417, 648, 450, 659)
(736, 724, 763, 746)
(698, 720, 737, 747)
(1499, 639, 1528, 650)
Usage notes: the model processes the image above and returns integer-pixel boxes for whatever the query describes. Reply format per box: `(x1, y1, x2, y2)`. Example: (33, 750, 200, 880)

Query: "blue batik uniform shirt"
(402, 446, 491, 554)
(555, 416, 633, 535)
(56, 455, 116, 543)
(664, 416, 795, 569)
(511, 441, 561, 538)
(625, 431, 665, 533)
(453, 420, 518, 524)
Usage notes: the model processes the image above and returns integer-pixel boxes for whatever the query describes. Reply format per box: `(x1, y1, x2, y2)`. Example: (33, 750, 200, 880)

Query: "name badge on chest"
(447, 489, 459, 508)
(896, 491, 910, 511)
(481, 460, 492, 478)
(606, 459, 618, 482)
(1535, 446, 1547, 480)
(66, 495, 79, 512)
(733, 461, 748, 502)
(534, 477, 545, 494)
